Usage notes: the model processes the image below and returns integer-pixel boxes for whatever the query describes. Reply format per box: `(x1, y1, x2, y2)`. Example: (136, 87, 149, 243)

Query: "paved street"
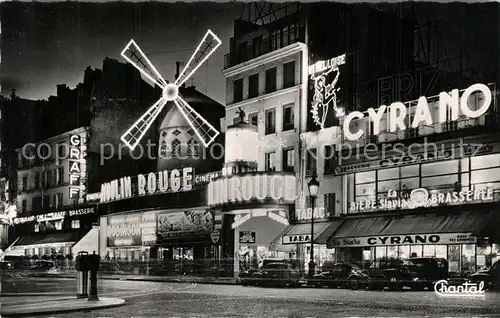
(2, 277, 500, 317)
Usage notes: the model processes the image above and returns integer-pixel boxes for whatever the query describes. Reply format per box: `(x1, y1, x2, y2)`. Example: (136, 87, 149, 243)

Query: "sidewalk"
(0, 297, 125, 316)
(26, 271, 238, 285)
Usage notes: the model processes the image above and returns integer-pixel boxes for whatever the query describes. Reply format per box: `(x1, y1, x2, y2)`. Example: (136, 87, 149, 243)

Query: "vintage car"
(0, 261, 14, 272)
(310, 262, 369, 289)
(238, 259, 302, 287)
(365, 257, 448, 291)
(469, 260, 500, 290)
(30, 260, 58, 271)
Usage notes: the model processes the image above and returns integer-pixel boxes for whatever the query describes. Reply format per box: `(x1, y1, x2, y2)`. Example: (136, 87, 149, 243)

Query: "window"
(324, 193, 336, 216)
(32, 196, 42, 211)
(265, 108, 276, 134)
(265, 67, 277, 94)
(282, 103, 294, 131)
(22, 176, 27, 191)
(46, 170, 53, 187)
(324, 145, 336, 173)
(187, 138, 199, 158)
(34, 172, 40, 189)
(252, 36, 262, 57)
(55, 220, 63, 231)
(57, 167, 64, 185)
(233, 78, 243, 103)
(171, 138, 181, 156)
(71, 220, 80, 229)
(57, 193, 63, 208)
(43, 195, 50, 210)
(283, 61, 295, 89)
(270, 30, 281, 51)
(21, 200, 26, 214)
(265, 152, 277, 171)
(248, 73, 259, 99)
(283, 148, 295, 172)
(306, 149, 317, 173)
(249, 112, 258, 127)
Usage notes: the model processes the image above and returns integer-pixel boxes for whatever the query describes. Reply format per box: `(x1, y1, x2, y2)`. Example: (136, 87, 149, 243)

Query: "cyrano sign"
(343, 83, 493, 141)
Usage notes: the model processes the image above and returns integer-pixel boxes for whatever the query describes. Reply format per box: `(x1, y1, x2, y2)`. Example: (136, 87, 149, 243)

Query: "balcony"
(224, 26, 305, 69)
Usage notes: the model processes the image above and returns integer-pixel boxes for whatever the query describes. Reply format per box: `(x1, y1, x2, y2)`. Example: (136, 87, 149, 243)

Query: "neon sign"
(309, 54, 346, 129)
(69, 135, 83, 200)
(119, 30, 222, 151)
(343, 83, 493, 141)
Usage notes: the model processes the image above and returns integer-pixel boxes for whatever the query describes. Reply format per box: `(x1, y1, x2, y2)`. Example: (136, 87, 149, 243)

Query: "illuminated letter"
(270, 176, 283, 200)
(123, 176, 132, 198)
(411, 96, 433, 128)
(255, 175, 267, 200)
(170, 169, 181, 191)
(137, 174, 146, 195)
(343, 111, 364, 141)
(147, 172, 156, 194)
(182, 167, 193, 191)
(460, 83, 492, 118)
(109, 180, 116, 200)
(22, 143, 36, 160)
(231, 177, 242, 202)
(158, 170, 169, 192)
(241, 176, 253, 201)
(70, 135, 81, 146)
(367, 106, 387, 135)
(438, 89, 459, 123)
(389, 102, 407, 132)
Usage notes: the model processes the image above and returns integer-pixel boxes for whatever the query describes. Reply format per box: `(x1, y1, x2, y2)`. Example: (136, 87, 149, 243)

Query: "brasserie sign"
(13, 207, 96, 224)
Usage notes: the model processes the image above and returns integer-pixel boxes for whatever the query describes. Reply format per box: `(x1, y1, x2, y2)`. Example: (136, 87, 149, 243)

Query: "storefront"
(5, 205, 97, 259)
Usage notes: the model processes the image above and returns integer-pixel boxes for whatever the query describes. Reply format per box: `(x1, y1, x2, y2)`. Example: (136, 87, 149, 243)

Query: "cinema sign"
(69, 135, 83, 200)
(329, 233, 476, 248)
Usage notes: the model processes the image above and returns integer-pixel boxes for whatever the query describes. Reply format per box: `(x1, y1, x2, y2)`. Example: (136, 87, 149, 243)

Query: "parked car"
(311, 263, 368, 289)
(365, 257, 448, 291)
(238, 259, 302, 287)
(469, 260, 500, 290)
(30, 260, 57, 272)
(0, 261, 14, 272)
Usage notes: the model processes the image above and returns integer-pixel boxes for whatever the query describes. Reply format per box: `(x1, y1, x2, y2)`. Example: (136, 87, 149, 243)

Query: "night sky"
(1, 2, 245, 104)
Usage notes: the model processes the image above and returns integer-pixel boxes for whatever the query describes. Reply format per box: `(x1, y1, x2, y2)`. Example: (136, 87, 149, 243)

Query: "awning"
(328, 210, 498, 248)
(14, 232, 80, 247)
(315, 219, 343, 244)
(280, 221, 334, 245)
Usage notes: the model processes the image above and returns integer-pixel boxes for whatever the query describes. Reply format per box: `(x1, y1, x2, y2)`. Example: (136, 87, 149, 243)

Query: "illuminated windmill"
(120, 30, 222, 151)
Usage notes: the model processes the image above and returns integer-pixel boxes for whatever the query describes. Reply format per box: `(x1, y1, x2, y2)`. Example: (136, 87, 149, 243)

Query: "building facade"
(3, 126, 98, 259)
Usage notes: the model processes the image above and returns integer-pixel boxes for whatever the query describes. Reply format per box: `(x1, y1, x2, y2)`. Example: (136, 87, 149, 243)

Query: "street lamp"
(307, 171, 320, 278)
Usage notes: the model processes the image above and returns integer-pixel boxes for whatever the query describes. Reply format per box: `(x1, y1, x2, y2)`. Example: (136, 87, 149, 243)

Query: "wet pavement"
(1, 276, 500, 317)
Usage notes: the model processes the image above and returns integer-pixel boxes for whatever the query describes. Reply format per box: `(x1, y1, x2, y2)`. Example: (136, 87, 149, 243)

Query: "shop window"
(375, 246, 387, 260)
(398, 245, 410, 259)
(233, 78, 243, 103)
(401, 165, 419, 178)
(471, 167, 500, 184)
(356, 183, 375, 197)
(34, 224, 39, 232)
(410, 245, 423, 258)
(377, 179, 399, 194)
(71, 220, 80, 229)
(387, 246, 398, 259)
(435, 245, 447, 258)
(422, 174, 458, 189)
(448, 245, 461, 272)
(248, 73, 259, 99)
(423, 245, 436, 257)
(471, 153, 500, 170)
(55, 220, 63, 231)
(462, 244, 476, 272)
(378, 167, 399, 181)
(421, 160, 459, 177)
(356, 170, 376, 184)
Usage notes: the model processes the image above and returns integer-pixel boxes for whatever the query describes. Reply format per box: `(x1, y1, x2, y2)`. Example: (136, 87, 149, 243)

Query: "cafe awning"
(277, 221, 337, 245)
(14, 232, 80, 247)
(327, 209, 498, 248)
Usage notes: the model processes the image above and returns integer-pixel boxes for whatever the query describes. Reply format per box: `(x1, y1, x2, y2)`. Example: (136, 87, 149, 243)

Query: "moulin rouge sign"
(342, 83, 493, 141)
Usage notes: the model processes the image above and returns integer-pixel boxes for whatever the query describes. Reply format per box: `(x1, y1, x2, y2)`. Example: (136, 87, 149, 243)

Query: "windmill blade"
(175, 30, 222, 87)
(121, 39, 167, 89)
(121, 97, 168, 151)
(174, 96, 219, 147)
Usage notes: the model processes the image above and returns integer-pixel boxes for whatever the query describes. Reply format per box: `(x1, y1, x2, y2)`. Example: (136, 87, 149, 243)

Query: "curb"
(0, 297, 126, 317)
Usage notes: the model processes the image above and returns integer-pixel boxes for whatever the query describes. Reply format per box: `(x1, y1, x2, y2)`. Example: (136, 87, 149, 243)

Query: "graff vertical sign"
(308, 54, 346, 129)
(69, 135, 82, 200)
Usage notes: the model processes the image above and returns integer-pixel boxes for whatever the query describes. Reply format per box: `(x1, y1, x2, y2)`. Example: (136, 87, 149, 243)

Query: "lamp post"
(307, 172, 320, 278)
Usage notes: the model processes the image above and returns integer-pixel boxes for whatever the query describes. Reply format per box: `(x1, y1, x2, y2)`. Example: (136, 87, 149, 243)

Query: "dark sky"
(1, 2, 245, 104)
